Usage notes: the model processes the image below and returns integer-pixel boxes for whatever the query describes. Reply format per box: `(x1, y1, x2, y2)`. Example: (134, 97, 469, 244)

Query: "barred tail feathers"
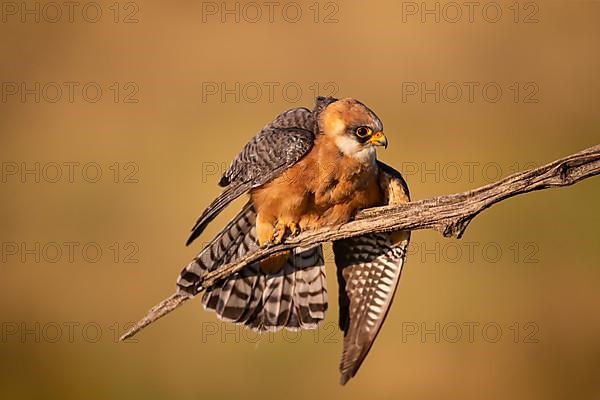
(177, 203, 328, 331)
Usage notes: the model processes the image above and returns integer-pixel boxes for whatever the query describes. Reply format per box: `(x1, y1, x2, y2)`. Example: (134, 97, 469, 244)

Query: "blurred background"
(1, 0, 599, 399)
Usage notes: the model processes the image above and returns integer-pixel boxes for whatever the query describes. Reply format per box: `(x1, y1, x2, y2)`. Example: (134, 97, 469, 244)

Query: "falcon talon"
(267, 236, 283, 246)
(288, 223, 301, 237)
(264, 240, 278, 248)
(268, 222, 289, 245)
(180, 97, 410, 384)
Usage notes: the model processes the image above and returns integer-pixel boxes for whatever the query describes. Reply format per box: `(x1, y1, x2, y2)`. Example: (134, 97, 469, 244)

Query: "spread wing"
(333, 161, 411, 385)
(186, 107, 316, 246)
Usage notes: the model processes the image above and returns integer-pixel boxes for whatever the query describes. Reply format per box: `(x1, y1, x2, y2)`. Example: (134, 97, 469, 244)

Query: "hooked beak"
(368, 131, 388, 149)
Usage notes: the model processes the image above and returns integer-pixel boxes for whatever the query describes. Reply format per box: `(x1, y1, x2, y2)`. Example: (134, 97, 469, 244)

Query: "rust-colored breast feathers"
(251, 135, 382, 236)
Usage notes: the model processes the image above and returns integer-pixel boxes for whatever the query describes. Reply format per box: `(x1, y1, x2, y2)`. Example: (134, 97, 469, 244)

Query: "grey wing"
(219, 107, 315, 186)
(186, 107, 315, 246)
(333, 161, 411, 385)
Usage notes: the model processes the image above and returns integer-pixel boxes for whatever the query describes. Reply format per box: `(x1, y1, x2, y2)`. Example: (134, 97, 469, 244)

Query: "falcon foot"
(268, 221, 301, 245)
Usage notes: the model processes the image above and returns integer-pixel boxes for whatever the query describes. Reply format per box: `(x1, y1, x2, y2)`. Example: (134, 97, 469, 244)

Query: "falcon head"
(316, 97, 388, 160)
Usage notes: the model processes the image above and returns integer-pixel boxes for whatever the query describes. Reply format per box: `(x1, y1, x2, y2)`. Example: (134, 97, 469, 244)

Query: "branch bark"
(120, 144, 600, 341)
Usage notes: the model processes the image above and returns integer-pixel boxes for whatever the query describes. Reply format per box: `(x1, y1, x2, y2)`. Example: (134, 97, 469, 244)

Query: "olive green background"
(1, 1, 599, 399)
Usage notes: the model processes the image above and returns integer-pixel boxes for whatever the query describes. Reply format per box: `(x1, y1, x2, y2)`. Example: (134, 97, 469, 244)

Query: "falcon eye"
(355, 126, 372, 138)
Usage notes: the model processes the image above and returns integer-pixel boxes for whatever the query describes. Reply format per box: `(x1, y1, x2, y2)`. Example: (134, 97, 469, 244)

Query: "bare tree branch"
(120, 144, 600, 341)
